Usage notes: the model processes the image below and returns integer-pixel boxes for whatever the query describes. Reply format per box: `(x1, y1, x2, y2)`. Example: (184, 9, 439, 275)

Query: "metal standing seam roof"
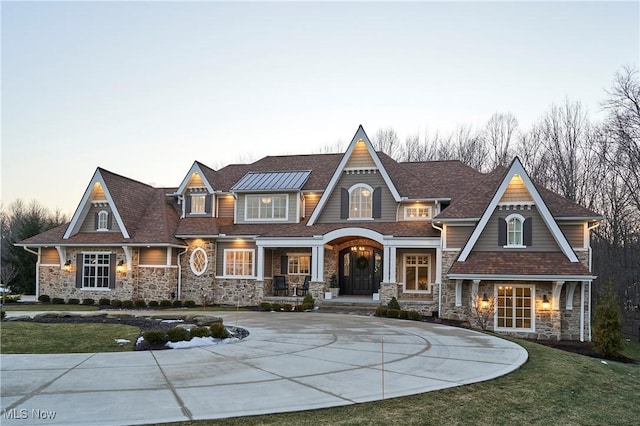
(231, 170, 312, 191)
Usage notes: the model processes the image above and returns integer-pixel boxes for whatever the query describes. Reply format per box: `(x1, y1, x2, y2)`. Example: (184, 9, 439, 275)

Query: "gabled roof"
(455, 158, 579, 263)
(175, 161, 216, 194)
(307, 125, 402, 225)
(231, 170, 311, 191)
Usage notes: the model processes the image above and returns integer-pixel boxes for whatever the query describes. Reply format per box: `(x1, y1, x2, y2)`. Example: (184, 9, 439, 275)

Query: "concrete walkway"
(1, 312, 528, 425)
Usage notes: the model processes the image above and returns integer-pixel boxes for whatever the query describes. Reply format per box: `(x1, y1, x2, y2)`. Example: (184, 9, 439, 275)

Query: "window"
(224, 249, 254, 277)
(505, 214, 525, 247)
(288, 254, 310, 275)
(190, 248, 208, 276)
(82, 253, 111, 288)
(97, 210, 109, 231)
(191, 194, 206, 214)
(496, 285, 534, 330)
(404, 206, 432, 220)
(349, 185, 372, 219)
(246, 194, 287, 220)
(404, 254, 430, 292)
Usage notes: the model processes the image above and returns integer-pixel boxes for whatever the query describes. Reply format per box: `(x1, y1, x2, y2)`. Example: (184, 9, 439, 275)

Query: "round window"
(190, 248, 208, 276)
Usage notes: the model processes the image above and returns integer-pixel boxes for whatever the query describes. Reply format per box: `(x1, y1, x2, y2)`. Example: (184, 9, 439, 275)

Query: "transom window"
(82, 253, 111, 288)
(190, 248, 208, 276)
(349, 184, 372, 219)
(496, 285, 534, 330)
(191, 194, 206, 214)
(288, 254, 310, 275)
(404, 206, 432, 220)
(404, 254, 431, 292)
(97, 210, 109, 231)
(506, 214, 525, 247)
(246, 194, 287, 221)
(224, 249, 254, 277)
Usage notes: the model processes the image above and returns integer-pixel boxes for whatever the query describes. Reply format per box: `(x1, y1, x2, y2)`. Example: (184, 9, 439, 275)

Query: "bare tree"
(484, 112, 519, 169)
(372, 127, 401, 159)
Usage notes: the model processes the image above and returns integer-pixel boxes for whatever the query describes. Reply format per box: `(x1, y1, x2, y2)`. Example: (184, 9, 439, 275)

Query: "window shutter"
(107, 212, 113, 230)
(340, 188, 349, 219)
(109, 253, 116, 289)
(94, 212, 99, 230)
(498, 217, 507, 246)
(372, 187, 382, 219)
(523, 217, 533, 246)
(75, 254, 83, 288)
(205, 195, 213, 215)
(185, 196, 192, 214)
(281, 256, 288, 275)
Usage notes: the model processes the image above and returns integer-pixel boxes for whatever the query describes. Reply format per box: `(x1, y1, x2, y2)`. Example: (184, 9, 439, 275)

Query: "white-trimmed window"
(190, 248, 208, 276)
(288, 254, 310, 275)
(495, 285, 534, 331)
(404, 205, 432, 220)
(245, 194, 287, 221)
(97, 210, 109, 231)
(505, 213, 525, 247)
(82, 253, 111, 288)
(224, 249, 254, 277)
(403, 254, 431, 292)
(191, 194, 206, 214)
(349, 184, 373, 219)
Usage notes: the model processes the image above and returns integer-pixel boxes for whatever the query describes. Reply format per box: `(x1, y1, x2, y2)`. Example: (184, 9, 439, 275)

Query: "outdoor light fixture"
(63, 260, 72, 272)
(542, 294, 551, 310)
(481, 293, 489, 309)
(116, 259, 126, 273)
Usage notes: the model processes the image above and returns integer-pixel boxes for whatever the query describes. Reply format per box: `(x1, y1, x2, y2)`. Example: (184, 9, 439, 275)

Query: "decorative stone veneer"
(213, 278, 262, 306)
(179, 239, 216, 304)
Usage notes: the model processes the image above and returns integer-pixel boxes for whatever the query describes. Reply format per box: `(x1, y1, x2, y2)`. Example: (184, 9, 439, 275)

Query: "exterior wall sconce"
(542, 294, 551, 310)
(63, 260, 72, 272)
(116, 260, 126, 273)
(481, 293, 489, 309)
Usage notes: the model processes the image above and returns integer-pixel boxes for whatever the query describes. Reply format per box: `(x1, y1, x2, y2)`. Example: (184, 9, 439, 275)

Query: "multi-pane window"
(82, 253, 111, 288)
(97, 211, 109, 230)
(224, 249, 254, 277)
(496, 285, 533, 330)
(506, 214, 524, 246)
(404, 254, 430, 292)
(404, 206, 432, 220)
(191, 194, 206, 214)
(246, 195, 287, 220)
(288, 255, 310, 275)
(190, 248, 208, 276)
(349, 185, 372, 218)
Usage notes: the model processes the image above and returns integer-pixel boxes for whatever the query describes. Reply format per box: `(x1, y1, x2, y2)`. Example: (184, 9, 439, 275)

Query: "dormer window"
(191, 194, 206, 214)
(349, 184, 373, 219)
(96, 210, 109, 231)
(500, 213, 531, 248)
(507, 214, 524, 246)
(404, 206, 432, 221)
(245, 194, 287, 221)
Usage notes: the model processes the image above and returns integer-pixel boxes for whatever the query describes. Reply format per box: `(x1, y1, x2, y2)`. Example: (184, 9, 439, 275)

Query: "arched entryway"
(338, 246, 383, 295)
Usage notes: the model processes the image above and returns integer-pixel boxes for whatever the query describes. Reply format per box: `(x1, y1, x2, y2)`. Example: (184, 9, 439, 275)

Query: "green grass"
(2, 304, 99, 311)
(164, 339, 639, 426)
(622, 339, 640, 360)
(0, 322, 140, 353)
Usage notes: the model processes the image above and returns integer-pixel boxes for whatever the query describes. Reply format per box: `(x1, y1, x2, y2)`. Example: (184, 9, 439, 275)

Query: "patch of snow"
(114, 339, 131, 345)
(166, 336, 239, 349)
(601, 360, 608, 365)
(161, 319, 184, 323)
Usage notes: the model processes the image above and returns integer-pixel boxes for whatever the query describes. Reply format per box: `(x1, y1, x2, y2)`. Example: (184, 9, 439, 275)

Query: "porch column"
(383, 246, 391, 282)
(316, 245, 325, 282)
(388, 246, 397, 283)
(311, 245, 324, 282)
(256, 246, 264, 281)
(455, 280, 462, 307)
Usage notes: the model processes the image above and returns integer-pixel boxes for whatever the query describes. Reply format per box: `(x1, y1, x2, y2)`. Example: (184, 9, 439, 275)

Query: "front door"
(339, 246, 383, 295)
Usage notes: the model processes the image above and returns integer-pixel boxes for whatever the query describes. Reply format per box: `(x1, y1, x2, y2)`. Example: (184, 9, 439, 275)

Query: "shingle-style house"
(19, 126, 601, 341)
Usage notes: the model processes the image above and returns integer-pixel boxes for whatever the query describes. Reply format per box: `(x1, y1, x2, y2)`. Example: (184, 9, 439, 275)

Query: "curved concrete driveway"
(1, 312, 527, 425)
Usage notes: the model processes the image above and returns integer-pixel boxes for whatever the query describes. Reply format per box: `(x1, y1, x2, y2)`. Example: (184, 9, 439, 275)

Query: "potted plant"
(329, 273, 339, 298)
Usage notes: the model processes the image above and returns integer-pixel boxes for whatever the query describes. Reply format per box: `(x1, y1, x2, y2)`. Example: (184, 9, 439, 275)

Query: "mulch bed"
(526, 339, 638, 364)
(17, 315, 179, 332)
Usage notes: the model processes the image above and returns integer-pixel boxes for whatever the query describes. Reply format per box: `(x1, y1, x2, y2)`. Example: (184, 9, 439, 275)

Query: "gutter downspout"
(432, 222, 444, 317)
(176, 247, 188, 300)
(580, 281, 585, 342)
(23, 247, 40, 297)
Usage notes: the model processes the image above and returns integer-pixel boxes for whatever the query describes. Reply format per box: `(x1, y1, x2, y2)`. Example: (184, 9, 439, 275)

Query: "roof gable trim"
(176, 162, 215, 194)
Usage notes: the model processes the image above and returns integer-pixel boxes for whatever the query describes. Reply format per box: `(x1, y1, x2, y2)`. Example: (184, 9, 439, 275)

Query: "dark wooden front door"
(339, 246, 383, 295)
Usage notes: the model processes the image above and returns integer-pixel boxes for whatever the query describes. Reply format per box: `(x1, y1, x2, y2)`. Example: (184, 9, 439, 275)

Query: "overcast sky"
(2, 1, 638, 217)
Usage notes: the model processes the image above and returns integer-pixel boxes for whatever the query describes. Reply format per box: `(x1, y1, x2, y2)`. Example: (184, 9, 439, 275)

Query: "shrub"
(122, 300, 134, 308)
(399, 310, 409, 319)
(259, 302, 272, 311)
(160, 300, 172, 308)
(388, 297, 401, 310)
(68, 298, 80, 305)
(172, 300, 183, 308)
(110, 299, 122, 308)
(189, 326, 211, 338)
(408, 310, 421, 321)
(386, 309, 400, 318)
(184, 300, 196, 308)
(134, 300, 146, 308)
(52, 297, 65, 305)
(271, 303, 282, 311)
(302, 303, 313, 311)
(143, 329, 167, 345)
(38, 294, 51, 303)
(167, 327, 190, 342)
(283, 303, 293, 312)
(82, 298, 95, 305)
(375, 307, 388, 317)
(2, 294, 21, 303)
(148, 300, 159, 308)
(303, 294, 314, 308)
(98, 298, 110, 306)
(592, 288, 624, 357)
(210, 323, 229, 339)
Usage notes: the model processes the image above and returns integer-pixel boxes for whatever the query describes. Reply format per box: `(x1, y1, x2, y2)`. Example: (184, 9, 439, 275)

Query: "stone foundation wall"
(213, 278, 262, 306)
(135, 267, 178, 302)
